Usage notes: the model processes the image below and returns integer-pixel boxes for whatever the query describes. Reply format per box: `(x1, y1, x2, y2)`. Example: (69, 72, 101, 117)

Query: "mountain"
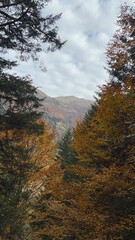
(37, 90, 93, 136)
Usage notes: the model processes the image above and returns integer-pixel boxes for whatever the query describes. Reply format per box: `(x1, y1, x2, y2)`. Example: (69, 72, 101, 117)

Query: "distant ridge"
(37, 90, 93, 135)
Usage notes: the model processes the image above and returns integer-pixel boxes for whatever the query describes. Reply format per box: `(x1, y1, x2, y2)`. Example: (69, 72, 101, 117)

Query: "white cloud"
(9, 0, 134, 99)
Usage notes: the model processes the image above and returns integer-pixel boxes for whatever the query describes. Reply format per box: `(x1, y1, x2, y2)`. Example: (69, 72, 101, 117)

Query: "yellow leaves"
(0, 121, 59, 200)
(69, 73, 135, 239)
(22, 123, 60, 199)
(74, 82, 134, 166)
(29, 5, 135, 239)
(90, 164, 134, 195)
(84, 163, 135, 239)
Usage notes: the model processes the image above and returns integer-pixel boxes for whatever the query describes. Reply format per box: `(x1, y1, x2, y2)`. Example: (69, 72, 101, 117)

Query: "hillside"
(37, 90, 93, 135)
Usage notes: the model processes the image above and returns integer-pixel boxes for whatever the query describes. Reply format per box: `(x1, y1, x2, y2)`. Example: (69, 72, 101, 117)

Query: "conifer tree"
(58, 129, 79, 181)
(0, 1, 64, 239)
(0, 0, 64, 68)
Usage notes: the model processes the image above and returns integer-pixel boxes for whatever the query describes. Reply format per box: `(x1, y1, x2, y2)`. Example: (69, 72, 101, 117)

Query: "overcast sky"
(12, 0, 134, 100)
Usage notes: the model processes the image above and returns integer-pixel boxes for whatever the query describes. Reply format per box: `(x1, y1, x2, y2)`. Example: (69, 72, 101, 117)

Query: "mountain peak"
(37, 89, 93, 135)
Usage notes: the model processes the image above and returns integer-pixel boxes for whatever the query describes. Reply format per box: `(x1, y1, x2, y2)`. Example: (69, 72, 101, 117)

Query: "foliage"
(0, 1, 64, 239)
(0, 0, 64, 136)
(106, 4, 135, 85)
(71, 4, 135, 239)
(0, 74, 44, 133)
(0, 2, 134, 240)
(0, 122, 58, 240)
(58, 129, 77, 168)
(0, 0, 64, 66)
(57, 129, 78, 181)
(31, 4, 135, 239)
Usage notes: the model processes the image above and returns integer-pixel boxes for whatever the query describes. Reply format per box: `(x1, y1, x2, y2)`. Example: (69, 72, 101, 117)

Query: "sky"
(11, 0, 134, 100)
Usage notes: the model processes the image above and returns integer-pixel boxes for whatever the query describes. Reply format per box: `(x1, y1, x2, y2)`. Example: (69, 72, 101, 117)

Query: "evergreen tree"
(0, 0, 64, 68)
(58, 129, 78, 181)
(0, 1, 64, 239)
(0, 76, 45, 240)
(59, 129, 77, 168)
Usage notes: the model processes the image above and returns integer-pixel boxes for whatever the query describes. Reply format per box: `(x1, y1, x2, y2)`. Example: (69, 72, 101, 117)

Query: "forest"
(0, 1, 135, 240)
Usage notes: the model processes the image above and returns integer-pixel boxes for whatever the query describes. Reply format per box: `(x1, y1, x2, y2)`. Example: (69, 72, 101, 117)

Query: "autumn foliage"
(0, 3, 135, 240)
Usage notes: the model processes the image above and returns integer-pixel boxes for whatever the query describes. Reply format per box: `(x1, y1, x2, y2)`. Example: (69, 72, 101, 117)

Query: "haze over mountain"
(37, 90, 93, 135)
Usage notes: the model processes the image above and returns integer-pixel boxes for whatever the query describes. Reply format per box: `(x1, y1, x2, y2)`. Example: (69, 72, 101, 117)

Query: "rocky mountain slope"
(37, 90, 93, 135)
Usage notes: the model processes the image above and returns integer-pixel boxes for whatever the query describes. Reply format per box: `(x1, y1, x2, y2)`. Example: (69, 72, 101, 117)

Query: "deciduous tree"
(0, 122, 58, 240)
(71, 4, 135, 239)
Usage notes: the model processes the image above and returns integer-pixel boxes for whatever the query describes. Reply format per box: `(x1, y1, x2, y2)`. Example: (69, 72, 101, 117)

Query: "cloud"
(9, 0, 134, 100)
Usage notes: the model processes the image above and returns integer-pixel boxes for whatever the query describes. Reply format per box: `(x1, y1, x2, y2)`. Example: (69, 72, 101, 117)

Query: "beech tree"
(106, 4, 135, 84)
(72, 4, 135, 239)
(44, 4, 135, 239)
(25, 123, 59, 240)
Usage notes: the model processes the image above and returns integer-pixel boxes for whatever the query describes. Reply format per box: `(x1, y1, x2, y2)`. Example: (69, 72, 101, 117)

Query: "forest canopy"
(0, 2, 135, 240)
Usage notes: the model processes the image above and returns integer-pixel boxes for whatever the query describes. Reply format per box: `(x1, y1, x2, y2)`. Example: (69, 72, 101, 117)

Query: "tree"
(0, 75, 45, 240)
(27, 125, 62, 240)
(60, 4, 135, 239)
(30, 128, 93, 240)
(0, 1, 64, 239)
(58, 129, 78, 181)
(72, 82, 135, 240)
(106, 4, 135, 85)
(0, 128, 38, 240)
(72, 104, 98, 169)
(0, 0, 64, 67)
(83, 104, 97, 127)
(71, 4, 135, 239)
(0, 0, 64, 133)
(0, 0, 64, 132)
(29, 165, 63, 240)
(0, 74, 44, 132)
(0, 122, 59, 240)
(91, 82, 135, 238)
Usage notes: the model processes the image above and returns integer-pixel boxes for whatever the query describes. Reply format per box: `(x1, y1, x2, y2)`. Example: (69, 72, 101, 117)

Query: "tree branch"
(0, 7, 30, 28)
(0, 1, 24, 9)
(0, 9, 18, 20)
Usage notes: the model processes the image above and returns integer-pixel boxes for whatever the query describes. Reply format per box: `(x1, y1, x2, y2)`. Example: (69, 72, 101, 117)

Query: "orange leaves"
(71, 59, 135, 238)
(21, 123, 60, 199)
(0, 121, 59, 200)
(73, 79, 135, 168)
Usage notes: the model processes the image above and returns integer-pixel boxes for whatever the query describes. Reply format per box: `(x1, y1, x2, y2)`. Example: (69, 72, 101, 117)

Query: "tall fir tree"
(0, 1, 64, 239)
